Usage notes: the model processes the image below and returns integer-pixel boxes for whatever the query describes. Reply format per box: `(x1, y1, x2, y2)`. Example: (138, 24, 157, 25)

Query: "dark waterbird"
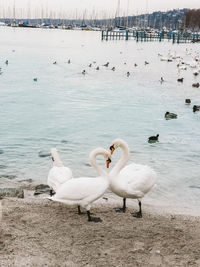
(185, 99, 191, 104)
(148, 134, 159, 143)
(103, 62, 109, 67)
(177, 78, 184, 82)
(165, 112, 177, 119)
(192, 83, 199, 88)
(193, 105, 200, 112)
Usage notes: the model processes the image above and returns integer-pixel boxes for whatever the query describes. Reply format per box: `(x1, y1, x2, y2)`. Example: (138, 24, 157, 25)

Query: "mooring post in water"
(101, 30, 104, 40)
(125, 30, 128, 40)
(172, 33, 175, 44)
(106, 30, 108, 41)
(159, 32, 162, 42)
(136, 31, 139, 42)
(193, 33, 195, 42)
(177, 33, 180, 44)
(144, 31, 146, 41)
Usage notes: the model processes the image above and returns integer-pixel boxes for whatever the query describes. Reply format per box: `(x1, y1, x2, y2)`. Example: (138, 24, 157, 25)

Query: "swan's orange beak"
(110, 145, 115, 155)
(106, 158, 111, 168)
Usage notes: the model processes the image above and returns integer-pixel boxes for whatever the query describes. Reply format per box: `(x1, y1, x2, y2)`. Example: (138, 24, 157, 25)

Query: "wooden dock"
(101, 30, 200, 43)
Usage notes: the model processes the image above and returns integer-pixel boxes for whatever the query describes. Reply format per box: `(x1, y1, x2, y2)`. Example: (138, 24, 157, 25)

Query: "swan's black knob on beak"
(110, 145, 115, 155)
(106, 158, 112, 168)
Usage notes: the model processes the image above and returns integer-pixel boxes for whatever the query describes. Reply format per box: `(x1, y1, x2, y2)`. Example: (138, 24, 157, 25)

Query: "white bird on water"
(49, 148, 112, 222)
(108, 139, 157, 218)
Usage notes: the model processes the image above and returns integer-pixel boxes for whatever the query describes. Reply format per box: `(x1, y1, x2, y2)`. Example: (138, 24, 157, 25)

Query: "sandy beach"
(0, 192, 200, 267)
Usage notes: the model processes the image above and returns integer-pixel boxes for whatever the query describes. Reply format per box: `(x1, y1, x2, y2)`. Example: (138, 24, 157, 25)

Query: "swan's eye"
(110, 145, 115, 155)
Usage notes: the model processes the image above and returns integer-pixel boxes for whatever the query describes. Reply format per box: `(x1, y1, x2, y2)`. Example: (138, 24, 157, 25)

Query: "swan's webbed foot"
(88, 217, 102, 222)
(131, 211, 142, 218)
(131, 201, 142, 218)
(87, 211, 102, 223)
(114, 207, 126, 213)
(78, 206, 87, 215)
(114, 198, 126, 213)
(49, 189, 55, 197)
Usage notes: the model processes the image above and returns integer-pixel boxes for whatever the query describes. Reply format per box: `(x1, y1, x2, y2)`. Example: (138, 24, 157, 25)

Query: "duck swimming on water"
(148, 134, 159, 143)
(193, 105, 200, 112)
(103, 62, 109, 67)
(165, 112, 177, 119)
(177, 78, 184, 82)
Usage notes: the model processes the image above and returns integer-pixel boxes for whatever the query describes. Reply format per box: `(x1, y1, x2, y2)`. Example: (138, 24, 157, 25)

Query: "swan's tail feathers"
(51, 148, 64, 167)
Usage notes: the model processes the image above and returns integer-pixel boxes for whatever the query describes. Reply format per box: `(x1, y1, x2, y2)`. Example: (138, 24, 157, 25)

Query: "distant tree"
(185, 9, 200, 30)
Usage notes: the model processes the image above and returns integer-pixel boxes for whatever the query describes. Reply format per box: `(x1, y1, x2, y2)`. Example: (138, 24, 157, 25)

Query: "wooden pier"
(101, 30, 200, 44)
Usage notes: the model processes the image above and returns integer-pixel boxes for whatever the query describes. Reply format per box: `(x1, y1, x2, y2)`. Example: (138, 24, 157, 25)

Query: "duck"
(192, 83, 200, 88)
(148, 134, 159, 143)
(177, 78, 184, 82)
(160, 77, 164, 83)
(108, 139, 157, 218)
(165, 112, 177, 119)
(111, 67, 115, 71)
(127, 72, 130, 77)
(96, 66, 99, 70)
(103, 62, 109, 67)
(185, 99, 191, 104)
(89, 63, 92, 67)
(47, 148, 73, 196)
(5, 60, 8, 65)
(53, 61, 57, 65)
(82, 70, 86, 75)
(193, 70, 199, 76)
(145, 61, 149, 65)
(49, 148, 112, 222)
(68, 59, 71, 64)
(193, 105, 200, 112)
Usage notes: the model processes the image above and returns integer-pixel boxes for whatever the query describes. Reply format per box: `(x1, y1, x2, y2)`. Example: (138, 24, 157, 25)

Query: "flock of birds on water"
(1, 46, 200, 222)
(47, 138, 157, 222)
(46, 47, 200, 222)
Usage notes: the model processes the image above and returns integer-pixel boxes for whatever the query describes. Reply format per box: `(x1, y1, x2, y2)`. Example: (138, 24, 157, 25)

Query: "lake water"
(0, 27, 200, 213)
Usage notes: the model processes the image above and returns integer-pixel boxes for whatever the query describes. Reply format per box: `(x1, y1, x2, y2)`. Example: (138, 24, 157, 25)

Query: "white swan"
(108, 139, 157, 218)
(50, 148, 112, 222)
(47, 148, 73, 196)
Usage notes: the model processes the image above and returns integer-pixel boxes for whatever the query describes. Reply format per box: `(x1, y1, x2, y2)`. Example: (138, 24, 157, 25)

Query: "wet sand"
(0, 194, 200, 267)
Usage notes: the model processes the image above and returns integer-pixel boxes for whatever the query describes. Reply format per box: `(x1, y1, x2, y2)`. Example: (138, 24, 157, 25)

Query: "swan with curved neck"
(109, 138, 157, 218)
(50, 147, 112, 222)
(47, 148, 73, 196)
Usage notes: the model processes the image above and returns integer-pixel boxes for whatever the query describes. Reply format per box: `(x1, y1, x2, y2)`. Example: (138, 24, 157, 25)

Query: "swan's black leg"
(131, 200, 142, 218)
(114, 198, 126, 213)
(87, 211, 102, 222)
(78, 205, 87, 215)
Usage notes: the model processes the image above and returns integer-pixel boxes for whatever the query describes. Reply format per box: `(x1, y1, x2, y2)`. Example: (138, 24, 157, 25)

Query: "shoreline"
(0, 194, 200, 266)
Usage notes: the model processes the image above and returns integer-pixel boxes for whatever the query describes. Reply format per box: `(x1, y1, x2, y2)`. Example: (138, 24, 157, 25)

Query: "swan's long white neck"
(51, 148, 63, 167)
(110, 140, 129, 176)
(89, 148, 108, 178)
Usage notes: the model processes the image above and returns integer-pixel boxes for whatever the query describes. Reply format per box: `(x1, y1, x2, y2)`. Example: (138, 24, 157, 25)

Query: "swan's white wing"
(47, 166, 73, 191)
(54, 177, 108, 201)
(119, 163, 157, 194)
